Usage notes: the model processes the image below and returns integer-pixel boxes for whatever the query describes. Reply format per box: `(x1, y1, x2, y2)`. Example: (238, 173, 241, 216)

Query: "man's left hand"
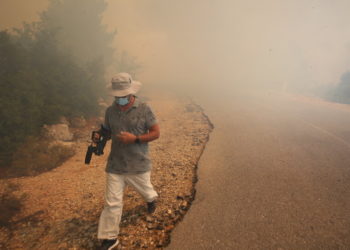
(116, 131, 137, 144)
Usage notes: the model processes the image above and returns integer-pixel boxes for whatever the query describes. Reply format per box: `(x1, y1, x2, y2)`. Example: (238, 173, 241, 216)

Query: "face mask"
(116, 96, 129, 106)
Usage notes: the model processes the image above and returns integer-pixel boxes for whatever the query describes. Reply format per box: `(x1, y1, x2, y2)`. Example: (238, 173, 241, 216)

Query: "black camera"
(85, 125, 111, 164)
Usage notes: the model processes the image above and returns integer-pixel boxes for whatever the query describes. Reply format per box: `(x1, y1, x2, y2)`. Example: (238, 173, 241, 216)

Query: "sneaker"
(100, 238, 119, 250)
(147, 200, 157, 214)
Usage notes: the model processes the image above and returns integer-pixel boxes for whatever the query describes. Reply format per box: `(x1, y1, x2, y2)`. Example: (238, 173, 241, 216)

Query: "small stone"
(174, 160, 182, 166)
(42, 123, 73, 141)
(59, 242, 67, 248)
(179, 209, 186, 215)
(146, 216, 154, 223)
(70, 116, 87, 128)
(59, 116, 70, 125)
(165, 225, 174, 232)
(176, 195, 184, 200)
(181, 201, 188, 210)
(134, 240, 141, 247)
(156, 241, 164, 248)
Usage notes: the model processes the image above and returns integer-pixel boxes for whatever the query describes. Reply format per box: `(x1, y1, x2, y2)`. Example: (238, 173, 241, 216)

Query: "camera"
(85, 125, 111, 164)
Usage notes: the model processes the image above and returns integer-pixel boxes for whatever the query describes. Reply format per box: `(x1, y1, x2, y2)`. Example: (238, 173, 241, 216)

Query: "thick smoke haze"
(2, 0, 350, 95)
(103, 0, 350, 95)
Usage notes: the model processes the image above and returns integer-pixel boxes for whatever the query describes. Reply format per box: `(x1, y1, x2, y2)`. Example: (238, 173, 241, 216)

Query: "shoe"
(100, 238, 119, 250)
(147, 200, 156, 214)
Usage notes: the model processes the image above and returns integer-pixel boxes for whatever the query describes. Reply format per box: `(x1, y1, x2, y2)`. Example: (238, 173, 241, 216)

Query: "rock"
(156, 241, 164, 248)
(83, 193, 93, 199)
(43, 124, 74, 141)
(173, 160, 182, 166)
(165, 225, 174, 232)
(88, 241, 94, 249)
(98, 98, 109, 108)
(146, 216, 154, 223)
(147, 223, 155, 230)
(70, 116, 87, 128)
(133, 240, 141, 247)
(59, 242, 67, 248)
(73, 130, 88, 140)
(179, 209, 186, 215)
(176, 195, 184, 200)
(58, 116, 70, 125)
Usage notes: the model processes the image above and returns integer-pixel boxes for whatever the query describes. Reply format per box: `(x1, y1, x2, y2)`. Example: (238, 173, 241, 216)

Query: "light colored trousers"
(97, 171, 158, 239)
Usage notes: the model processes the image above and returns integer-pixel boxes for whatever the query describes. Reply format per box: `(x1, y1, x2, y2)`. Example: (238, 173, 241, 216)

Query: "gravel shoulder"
(0, 93, 213, 249)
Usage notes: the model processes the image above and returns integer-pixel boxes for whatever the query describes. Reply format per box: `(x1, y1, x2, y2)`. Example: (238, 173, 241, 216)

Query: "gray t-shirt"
(103, 97, 157, 174)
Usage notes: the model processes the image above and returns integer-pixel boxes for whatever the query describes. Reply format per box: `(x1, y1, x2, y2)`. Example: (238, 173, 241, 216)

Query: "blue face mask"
(116, 96, 129, 106)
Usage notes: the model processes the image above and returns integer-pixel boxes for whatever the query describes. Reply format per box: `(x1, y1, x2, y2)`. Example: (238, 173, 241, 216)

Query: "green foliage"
(40, 0, 115, 66)
(0, 0, 142, 170)
(0, 0, 115, 168)
(0, 29, 99, 166)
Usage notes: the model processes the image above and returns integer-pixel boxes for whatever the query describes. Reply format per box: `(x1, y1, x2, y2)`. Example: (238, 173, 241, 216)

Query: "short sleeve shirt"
(103, 97, 157, 174)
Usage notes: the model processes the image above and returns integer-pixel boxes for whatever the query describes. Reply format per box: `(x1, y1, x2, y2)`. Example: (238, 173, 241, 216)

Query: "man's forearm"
(116, 125, 160, 144)
(138, 124, 160, 143)
(138, 130, 159, 143)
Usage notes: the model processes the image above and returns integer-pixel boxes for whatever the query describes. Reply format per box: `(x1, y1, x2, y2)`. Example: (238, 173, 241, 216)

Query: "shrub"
(4, 136, 75, 178)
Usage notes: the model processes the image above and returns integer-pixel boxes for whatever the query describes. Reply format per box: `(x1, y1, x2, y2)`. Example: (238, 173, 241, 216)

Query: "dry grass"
(0, 182, 23, 228)
(3, 136, 75, 179)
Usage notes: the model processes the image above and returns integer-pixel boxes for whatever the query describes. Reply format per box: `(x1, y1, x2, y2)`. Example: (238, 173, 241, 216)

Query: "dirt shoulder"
(0, 93, 213, 249)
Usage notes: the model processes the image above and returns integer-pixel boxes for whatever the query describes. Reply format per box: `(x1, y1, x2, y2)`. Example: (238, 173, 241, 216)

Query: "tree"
(0, 0, 141, 169)
(0, 23, 100, 167)
(39, 0, 115, 67)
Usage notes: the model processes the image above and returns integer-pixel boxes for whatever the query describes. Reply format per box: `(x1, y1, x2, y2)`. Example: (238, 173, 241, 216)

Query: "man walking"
(97, 73, 160, 250)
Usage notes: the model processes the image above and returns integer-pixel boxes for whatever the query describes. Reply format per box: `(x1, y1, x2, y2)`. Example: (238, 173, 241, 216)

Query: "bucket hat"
(106, 72, 141, 97)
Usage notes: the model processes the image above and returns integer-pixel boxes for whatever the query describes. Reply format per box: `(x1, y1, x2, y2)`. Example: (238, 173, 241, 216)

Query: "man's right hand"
(116, 131, 137, 144)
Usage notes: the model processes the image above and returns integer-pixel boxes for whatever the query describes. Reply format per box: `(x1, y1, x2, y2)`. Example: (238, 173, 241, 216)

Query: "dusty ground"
(0, 93, 213, 249)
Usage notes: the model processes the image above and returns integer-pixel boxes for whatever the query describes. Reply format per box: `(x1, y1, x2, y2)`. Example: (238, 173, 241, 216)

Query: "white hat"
(106, 72, 142, 97)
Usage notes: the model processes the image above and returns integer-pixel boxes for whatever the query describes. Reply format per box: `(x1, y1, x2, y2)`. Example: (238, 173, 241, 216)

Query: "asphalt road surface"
(168, 90, 350, 249)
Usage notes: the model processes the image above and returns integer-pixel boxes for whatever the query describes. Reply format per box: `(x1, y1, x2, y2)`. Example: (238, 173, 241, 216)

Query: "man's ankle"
(147, 200, 157, 213)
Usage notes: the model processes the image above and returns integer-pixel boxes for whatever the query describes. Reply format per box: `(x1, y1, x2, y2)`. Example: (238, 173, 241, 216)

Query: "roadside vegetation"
(0, 0, 140, 178)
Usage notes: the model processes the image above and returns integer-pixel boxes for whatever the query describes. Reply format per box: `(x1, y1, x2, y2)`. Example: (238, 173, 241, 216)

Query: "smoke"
(103, 0, 350, 95)
(0, 0, 48, 28)
(2, 0, 350, 95)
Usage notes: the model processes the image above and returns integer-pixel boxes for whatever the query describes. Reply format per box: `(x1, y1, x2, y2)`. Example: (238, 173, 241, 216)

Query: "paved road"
(168, 90, 350, 249)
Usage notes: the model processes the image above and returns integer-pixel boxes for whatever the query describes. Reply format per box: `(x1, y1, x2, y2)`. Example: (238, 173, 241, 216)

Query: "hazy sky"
(2, 0, 350, 93)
